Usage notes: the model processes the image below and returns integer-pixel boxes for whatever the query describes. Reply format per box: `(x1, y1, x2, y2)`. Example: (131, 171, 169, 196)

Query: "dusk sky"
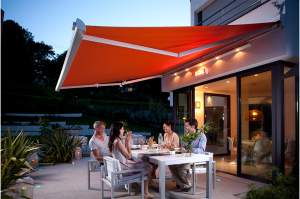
(2, 0, 190, 55)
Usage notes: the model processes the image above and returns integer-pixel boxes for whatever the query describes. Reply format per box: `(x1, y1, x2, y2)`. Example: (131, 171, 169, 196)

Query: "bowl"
(142, 145, 148, 150)
(169, 151, 175, 155)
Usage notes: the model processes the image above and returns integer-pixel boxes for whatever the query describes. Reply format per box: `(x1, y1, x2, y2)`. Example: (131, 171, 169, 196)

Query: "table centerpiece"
(180, 121, 210, 156)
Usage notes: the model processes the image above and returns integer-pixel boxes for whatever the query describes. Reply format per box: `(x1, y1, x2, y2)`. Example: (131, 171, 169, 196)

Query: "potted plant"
(180, 122, 210, 156)
(169, 148, 175, 155)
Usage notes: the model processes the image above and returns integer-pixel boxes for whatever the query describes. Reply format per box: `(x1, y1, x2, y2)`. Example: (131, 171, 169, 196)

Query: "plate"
(147, 149, 158, 153)
(144, 153, 163, 156)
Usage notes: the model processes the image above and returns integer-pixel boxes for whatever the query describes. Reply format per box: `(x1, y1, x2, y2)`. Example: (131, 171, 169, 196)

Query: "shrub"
(245, 167, 299, 199)
(39, 130, 83, 164)
(1, 128, 40, 198)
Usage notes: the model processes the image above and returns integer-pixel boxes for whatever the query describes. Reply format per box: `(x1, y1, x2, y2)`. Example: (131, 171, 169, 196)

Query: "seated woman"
(151, 120, 179, 179)
(163, 120, 179, 148)
(108, 121, 157, 199)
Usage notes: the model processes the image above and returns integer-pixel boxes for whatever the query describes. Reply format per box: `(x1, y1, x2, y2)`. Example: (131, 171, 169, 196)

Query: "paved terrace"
(31, 157, 267, 199)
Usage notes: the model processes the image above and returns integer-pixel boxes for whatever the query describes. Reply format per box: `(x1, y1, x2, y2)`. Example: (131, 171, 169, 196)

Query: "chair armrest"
(193, 160, 216, 166)
(88, 160, 103, 163)
(111, 169, 144, 174)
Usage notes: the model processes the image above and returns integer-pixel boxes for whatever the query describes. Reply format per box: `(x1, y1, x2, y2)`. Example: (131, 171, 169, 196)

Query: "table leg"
(206, 157, 212, 199)
(158, 161, 165, 199)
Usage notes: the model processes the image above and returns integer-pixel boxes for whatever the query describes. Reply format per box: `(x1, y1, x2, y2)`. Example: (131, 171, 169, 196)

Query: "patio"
(31, 157, 267, 199)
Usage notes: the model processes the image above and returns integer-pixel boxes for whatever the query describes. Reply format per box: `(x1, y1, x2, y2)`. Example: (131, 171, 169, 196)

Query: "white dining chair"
(188, 152, 216, 195)
(228, 137, 237, 165)
(101, 156, 147, 199)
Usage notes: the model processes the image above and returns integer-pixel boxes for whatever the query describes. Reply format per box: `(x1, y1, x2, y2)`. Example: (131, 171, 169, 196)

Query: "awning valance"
(55, 19, 276, 91)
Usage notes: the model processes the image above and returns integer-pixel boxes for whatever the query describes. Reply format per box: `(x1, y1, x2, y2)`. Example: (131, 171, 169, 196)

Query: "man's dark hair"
(185, 118, 198, 129)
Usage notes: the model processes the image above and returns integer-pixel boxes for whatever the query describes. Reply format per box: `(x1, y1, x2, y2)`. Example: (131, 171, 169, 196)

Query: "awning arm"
(178, 23, 278, 57)
(55, 18, 86, 92)
(60, 75, 163, 89)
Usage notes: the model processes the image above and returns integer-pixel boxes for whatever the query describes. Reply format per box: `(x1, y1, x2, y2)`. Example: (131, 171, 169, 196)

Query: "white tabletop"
(131, 149, 212, 199)
(131, 149, 210, 165)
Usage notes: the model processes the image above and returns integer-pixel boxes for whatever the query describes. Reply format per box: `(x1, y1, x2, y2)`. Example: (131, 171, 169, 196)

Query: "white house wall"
(162, 28, 290, 92)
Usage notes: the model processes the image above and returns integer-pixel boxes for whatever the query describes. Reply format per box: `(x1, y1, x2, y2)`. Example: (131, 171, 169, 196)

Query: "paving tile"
(29, 157, 268, 199)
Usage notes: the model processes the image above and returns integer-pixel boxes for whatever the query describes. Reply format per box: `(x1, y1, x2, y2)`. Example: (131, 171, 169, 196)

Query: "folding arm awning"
(55, 19, 277, 91)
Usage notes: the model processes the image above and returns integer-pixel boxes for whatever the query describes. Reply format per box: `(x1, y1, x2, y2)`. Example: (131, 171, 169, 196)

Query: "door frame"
(204, 92, 231, 156)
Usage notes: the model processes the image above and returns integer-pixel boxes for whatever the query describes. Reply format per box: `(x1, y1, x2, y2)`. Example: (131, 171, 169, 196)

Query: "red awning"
(55, 19, 276, 91)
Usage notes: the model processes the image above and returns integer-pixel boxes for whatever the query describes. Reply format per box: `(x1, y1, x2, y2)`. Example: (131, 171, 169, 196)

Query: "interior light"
(215, 56, 219, 60)
(205, 87, 208, 88)
(183, 117, 186, 120)
(227, 81, 230, 83)
(236, 48, 239, 52)
(174, 73, 177, 76)
(254, 74, 258, 76)
(185, 68, 189, 71)
(200, 63, 202, 66)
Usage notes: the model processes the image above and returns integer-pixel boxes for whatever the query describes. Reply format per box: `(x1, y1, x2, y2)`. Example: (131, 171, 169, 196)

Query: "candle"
(21, 186, 27, 197)
(77, 152, 80, 155)
(32, 159, 35, 164)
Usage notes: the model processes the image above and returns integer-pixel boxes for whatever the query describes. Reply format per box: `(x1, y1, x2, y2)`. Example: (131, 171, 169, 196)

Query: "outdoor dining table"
(131, 149, 213, 199)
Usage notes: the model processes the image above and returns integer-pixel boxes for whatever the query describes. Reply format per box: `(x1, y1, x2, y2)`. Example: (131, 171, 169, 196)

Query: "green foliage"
(180, 121, 211, 154)
(38, 118, 52, 136)
(1, 128, 40, 198)
(39, 129, 83, 164)
(120, 121, 130, 135)
(245, 167, 299, 199)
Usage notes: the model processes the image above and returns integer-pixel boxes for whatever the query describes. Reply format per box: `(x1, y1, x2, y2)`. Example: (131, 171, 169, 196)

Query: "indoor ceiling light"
(245, 109, 264, 121)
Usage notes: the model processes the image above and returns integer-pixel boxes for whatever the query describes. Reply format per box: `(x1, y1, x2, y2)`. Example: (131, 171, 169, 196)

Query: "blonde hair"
(93, 121, 106, 130)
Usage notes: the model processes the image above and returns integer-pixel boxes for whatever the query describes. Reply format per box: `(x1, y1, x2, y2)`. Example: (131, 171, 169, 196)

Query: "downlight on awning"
(55, 19, 277, 91)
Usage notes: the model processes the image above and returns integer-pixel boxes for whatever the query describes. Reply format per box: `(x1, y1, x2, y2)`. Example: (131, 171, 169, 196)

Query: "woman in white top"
(151, 120, 179, 179)
(108, 121, 158, 199)
(163, 120, 179, 148)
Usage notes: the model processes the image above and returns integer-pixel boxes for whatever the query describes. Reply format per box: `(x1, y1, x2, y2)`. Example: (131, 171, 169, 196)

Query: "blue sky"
(2, 0, 190, 55)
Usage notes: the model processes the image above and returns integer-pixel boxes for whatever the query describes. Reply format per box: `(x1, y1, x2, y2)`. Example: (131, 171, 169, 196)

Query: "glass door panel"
(204, 94, 230, 155)
(240, 70, 272, 178)
(175, 91, 190, 136)
(283, 67, 296, 176)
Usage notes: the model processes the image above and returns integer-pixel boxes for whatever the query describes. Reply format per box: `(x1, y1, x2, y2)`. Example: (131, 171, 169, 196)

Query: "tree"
(1, 20, 55, 86)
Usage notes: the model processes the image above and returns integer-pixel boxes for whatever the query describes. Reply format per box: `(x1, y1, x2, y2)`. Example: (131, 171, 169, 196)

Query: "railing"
(197, 0, 270, 26)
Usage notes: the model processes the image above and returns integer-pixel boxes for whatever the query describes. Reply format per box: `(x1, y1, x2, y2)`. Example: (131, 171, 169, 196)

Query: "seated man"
(89, 121, 111, 161)
(89, 120, 139, 190)
(168, 118, 207, 192)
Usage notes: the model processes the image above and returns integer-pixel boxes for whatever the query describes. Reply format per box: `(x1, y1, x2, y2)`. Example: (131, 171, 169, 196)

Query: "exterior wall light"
(174, 73, 177, 76)
(236, 48, 239, 52)
(215, 56, 219, 60)
(195, 101, 201, 109)
(185, 68, 189, 71)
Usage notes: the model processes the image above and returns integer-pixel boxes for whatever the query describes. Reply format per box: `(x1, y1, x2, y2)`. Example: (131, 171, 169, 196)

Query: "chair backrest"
(227, 137, 234, 151)
(103, 156, 122, 183)
(90, 151, 95, 160)
(284, 136, 290, 153)
(253, 138, 271, 153)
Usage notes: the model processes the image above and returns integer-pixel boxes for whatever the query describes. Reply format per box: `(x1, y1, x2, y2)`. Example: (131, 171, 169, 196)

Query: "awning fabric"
(56, 20, 275, 91)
